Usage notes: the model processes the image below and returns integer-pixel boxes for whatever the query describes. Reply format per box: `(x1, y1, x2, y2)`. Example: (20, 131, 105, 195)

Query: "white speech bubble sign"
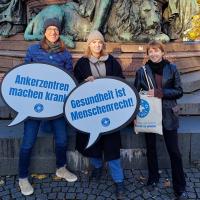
(64, 77, 140, 148)
(1, 63, 77, 126)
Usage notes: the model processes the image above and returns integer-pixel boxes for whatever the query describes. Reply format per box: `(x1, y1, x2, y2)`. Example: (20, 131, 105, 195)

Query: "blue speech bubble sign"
(64, 77, 140, 148)
(1, 63, 77, 126)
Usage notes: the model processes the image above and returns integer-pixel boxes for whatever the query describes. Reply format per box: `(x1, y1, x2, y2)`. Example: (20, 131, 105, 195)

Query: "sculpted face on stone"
(106, 0, 169, 42)
(140, 1, 160, 35)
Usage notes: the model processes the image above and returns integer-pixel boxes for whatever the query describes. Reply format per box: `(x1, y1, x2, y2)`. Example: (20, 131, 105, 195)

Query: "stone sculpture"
(0, 0, 26, 36)
(1, 0, 199, 45)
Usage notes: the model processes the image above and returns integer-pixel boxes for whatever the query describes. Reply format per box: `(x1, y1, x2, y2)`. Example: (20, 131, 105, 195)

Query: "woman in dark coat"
(74, 30, 125, 199)
(134, 41, 187, 200)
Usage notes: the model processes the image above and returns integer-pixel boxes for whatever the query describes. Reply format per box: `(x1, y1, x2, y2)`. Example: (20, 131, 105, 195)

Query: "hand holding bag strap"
(142, 66, 154, 90)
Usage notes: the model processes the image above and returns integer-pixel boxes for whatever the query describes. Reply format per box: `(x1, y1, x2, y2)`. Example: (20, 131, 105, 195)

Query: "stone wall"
(0, 116, 200, 175)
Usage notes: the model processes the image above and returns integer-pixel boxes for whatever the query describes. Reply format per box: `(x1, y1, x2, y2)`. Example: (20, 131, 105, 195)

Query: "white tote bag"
(135, 66, 163, 135)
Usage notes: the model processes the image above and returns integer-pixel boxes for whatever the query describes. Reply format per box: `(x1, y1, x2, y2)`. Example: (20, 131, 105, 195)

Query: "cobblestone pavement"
(0, 167, 200, 200)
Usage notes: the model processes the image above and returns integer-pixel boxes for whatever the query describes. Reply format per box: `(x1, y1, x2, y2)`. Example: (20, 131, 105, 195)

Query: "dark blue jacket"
(24, 43, 73, 132)
(24, 43, 73, 72)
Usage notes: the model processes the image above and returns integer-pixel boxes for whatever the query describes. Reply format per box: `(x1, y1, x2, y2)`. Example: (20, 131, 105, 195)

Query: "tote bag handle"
(142, 66, 154, 90)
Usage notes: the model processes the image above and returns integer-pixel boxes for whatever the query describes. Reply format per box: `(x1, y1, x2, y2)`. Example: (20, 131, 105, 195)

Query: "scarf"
(46, 40, 62, 53)
(146, 59, 169, 75)
(89, 55, 109, 64)
(89, 55, 109, 77)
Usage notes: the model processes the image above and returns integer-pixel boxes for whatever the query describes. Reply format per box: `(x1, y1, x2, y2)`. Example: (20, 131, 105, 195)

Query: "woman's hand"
(147, 89, 163, 98)
(85, 76, 95, 82)
(0, 73, 4, 83)
(147, 89, 155, 97)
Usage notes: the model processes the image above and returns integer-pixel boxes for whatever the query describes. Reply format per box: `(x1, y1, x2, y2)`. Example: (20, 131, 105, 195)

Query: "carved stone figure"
(0, 0, 26, 36)
(23, 0, 199, 46)
(24, 2, 89, 48)
(162, 0, 199, 39)
(185, 10, 200, 41)
(105, 0, 170, 42)
(24, 0, 112, 48)
(77, 0, 112, 31)
(24, 0, 169, 47)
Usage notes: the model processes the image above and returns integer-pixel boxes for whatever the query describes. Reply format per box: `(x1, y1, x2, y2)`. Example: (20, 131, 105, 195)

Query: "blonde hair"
(84, 42, 107, 58)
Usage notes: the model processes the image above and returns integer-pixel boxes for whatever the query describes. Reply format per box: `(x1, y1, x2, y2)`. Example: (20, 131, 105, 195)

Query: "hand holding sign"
(1, 63, 77, 126)
(64, 77, 139, 148)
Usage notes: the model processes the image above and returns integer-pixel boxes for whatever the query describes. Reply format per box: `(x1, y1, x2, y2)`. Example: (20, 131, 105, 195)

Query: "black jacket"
(74, 55, 124, 83)
(134, 62, 183, 130)
(73, 54, 124, 161)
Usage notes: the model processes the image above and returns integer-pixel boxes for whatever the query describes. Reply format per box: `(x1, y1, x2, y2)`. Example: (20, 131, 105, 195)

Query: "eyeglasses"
(46, 28, 59, 33)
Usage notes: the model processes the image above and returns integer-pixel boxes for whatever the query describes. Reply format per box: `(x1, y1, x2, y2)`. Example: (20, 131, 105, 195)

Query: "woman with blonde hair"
(134, 41, 187, 200)
(74, 30, 125, 199)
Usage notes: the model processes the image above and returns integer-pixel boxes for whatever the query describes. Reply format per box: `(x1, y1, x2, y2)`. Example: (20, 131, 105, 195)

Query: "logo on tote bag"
(137, 99, 150, 118)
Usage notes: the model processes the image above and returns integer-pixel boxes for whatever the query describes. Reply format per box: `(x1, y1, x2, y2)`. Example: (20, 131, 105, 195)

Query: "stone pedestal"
(1, 117, 198, 175)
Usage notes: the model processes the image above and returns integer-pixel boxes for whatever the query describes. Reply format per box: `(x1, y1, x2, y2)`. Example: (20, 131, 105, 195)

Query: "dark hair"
(146, 40, 166, 55)
(143, 40, 171, 64)
(40, 37, 65, 52)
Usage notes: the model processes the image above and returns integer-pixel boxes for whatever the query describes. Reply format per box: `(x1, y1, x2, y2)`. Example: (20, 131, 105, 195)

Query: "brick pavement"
(0, 167, 200, 200)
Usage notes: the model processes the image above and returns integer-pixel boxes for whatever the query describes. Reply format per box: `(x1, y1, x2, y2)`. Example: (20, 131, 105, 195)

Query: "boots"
(90, 167, 103, 180)
(116, 182, 125, 199)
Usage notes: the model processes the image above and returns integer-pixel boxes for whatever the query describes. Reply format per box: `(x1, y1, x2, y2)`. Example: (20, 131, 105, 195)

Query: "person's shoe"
(19, 178, 34, 196)
(90, 167, 102, 180)
(175, 191, 187, 200)
(146, 178, 159, 191)
(146, 174, 160, 186)
(56, 166, 77, 182)
(146, 179, 159, 186)
(116, 182, 125, 199)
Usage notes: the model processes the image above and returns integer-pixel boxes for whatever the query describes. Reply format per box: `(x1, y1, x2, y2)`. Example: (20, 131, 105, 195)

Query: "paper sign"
(64, 77, 139, 148)
(1, 63, 77, 126)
